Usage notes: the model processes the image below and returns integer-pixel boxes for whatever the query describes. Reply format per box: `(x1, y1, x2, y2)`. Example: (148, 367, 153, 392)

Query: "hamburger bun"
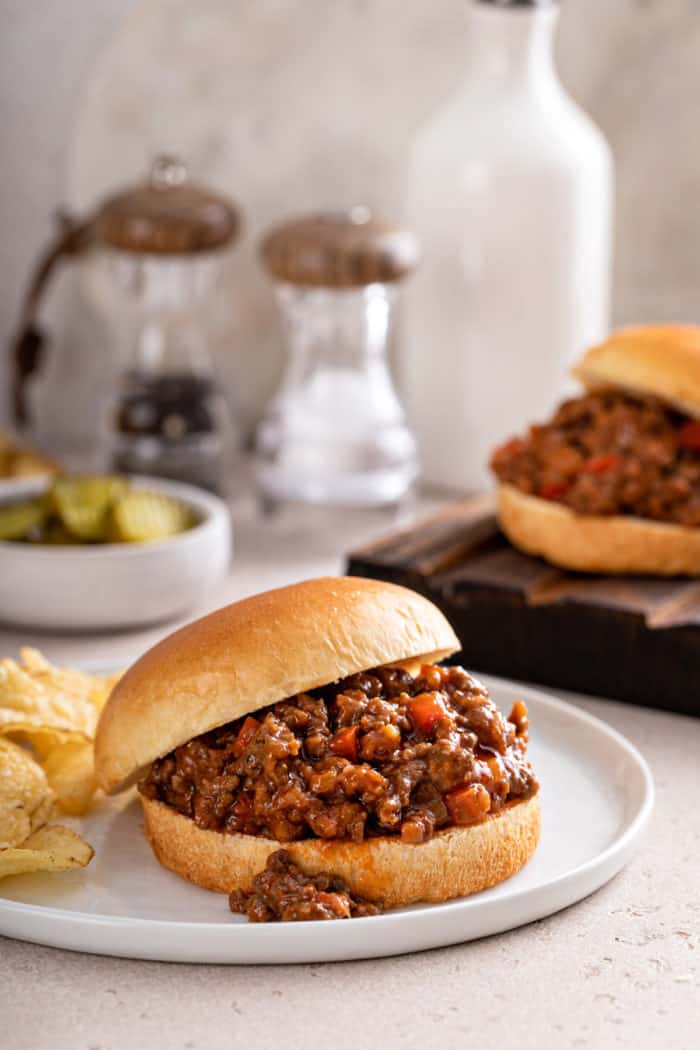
(573, 323, 700, 419)
(497, 482, 700, 576)
(95, 576, 460, 794)
(142, 793, 541, 908)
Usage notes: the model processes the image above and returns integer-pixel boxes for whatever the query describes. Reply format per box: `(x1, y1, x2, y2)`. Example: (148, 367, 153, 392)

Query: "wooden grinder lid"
(94, 156, 240, 254)
(260, 207, 420, 288)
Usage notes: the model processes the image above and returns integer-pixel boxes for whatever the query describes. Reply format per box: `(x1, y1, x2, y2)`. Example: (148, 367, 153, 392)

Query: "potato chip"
(0, 824, 93, 879)
(15, 648, 51, 674)
(0, 655, 99, 738)
(88, 669, 123, 714)
(0, 429, 58, 480)
(10, 728, 74, 761)
(29, 790, 55, 835)
(0, 650, 122, 827)
(0, 738, 53, 848)
(21, 647, 108, 701)
(42, 740, 96, 816)
(18, 648, 121, 711)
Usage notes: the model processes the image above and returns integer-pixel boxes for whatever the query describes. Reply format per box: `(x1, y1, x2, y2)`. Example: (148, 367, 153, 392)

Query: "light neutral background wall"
(1, 0, 698, 444)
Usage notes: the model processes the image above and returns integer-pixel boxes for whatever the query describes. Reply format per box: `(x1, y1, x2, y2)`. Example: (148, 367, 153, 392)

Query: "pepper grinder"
(8, 156, 242, 492)
(255, 209, 420, 510)
(99, 157, 241, 492)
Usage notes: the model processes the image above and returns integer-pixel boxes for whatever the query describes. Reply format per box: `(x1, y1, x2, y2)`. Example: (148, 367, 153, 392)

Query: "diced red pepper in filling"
(407, 693, 447, 734)
(582, 453, 623, 474)
(445, 783, 492, 825)
(329, 725, 359, 762)
(232, 716, 261, 756)
(539, 481, 571, 500)
(508, 699, 529, 737)
(679, 421, 700, 451)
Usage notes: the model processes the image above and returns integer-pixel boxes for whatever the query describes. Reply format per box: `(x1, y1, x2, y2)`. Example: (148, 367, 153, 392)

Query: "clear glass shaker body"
(90, 249, 235, 493)
(256, 282, 418, 508)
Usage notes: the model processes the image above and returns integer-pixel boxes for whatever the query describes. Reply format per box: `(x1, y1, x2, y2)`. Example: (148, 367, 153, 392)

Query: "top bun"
(95, 577, 460, 794)
(573, 324, 700, 419)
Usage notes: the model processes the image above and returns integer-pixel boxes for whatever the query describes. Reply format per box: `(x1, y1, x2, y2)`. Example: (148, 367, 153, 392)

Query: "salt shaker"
(255, 209, 420, 510)
(402, 0, 613, 492)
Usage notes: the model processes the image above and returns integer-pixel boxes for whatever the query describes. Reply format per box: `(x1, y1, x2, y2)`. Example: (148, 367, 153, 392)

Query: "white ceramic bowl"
(0, 476, 232, 631)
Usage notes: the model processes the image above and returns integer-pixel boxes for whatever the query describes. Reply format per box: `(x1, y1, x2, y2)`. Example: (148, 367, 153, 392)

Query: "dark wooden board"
(346, 496, 700, 716)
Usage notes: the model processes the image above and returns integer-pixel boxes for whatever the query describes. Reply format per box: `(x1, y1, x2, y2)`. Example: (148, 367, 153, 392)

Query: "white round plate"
(0, 677, 653, 964)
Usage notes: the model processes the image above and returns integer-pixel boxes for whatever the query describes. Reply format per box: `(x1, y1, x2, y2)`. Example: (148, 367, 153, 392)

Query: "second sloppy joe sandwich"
(491, 324, 700, 575)
(95, 577, 540, 916)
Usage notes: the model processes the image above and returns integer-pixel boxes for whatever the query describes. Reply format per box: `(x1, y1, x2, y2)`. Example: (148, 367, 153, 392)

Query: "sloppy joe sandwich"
(95, 577, 540, 915)
(491, 325, 700, 575)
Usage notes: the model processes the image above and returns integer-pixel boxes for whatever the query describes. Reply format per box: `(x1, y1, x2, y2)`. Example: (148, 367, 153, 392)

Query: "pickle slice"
(56, 503, 109, 542)
(107, 491, 194, 543)
(0, 499, 46, 541)
(50, 476, 129, 541)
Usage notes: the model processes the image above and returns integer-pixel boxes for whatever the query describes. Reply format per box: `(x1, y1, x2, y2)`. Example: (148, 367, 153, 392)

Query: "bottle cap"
(260, 208, 420, 288)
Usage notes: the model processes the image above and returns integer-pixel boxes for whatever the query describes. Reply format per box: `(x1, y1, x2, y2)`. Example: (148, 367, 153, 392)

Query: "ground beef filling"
(229, 850, 381, 922)
(490, 390, 700, 526)
(140, 664, 537, 845)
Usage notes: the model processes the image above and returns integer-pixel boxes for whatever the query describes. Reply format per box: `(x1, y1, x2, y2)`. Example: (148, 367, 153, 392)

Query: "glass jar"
(98, 158, 240, 492)
(97, 247, 233, 493)
(8, 156, 241, 493)
(255, 210, 420, 510)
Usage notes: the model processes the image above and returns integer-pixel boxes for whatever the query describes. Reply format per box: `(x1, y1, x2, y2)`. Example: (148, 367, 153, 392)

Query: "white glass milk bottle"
(401, 0, 613, 492)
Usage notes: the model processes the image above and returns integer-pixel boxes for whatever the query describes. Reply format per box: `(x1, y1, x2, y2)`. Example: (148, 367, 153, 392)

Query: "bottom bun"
(142, 794, 541, 908)
(498, 483, 700, 576)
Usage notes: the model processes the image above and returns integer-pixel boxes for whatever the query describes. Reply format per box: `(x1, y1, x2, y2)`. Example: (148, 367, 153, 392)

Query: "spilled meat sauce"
(228, 849, 382, 922)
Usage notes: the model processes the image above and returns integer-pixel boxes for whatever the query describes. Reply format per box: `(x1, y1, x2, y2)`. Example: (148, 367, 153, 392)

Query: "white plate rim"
(0, 677, 655, 962)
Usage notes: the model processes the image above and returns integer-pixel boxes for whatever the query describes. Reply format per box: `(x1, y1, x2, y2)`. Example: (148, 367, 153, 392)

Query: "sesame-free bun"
(141, 793, 540, 908)
(95, 577, 460, 794)
(497, 483, 700, 576)
(573, 324, 700, 418)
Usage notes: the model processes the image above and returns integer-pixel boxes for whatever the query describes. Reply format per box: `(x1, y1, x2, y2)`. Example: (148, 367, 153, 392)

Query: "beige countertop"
(1, 497, 699, 1049)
